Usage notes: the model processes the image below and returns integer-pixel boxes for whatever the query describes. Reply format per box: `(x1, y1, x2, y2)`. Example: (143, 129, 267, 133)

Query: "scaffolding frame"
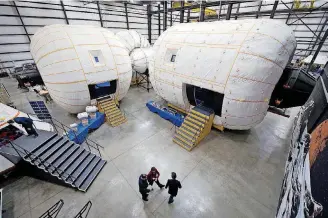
(148, 0, 328, 71)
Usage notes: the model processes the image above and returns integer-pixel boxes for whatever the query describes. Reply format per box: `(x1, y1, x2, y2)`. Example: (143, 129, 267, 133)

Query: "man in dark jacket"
(8, 117, 38, 137)
(165, 172, 182, 204)
(138, 174, 150, 201)
(147, 167, 164, 190)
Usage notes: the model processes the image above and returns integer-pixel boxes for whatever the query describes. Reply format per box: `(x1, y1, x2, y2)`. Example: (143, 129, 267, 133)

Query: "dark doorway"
(185, 84, 224, 116)
(88, 80, 117, 99)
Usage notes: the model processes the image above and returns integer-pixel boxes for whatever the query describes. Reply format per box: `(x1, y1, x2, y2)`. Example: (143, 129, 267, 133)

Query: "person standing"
(7, 117, 38, 137)
(138, 174, 150, 201)
(165, 172, 182, 204)
(147, 167, 164, 190)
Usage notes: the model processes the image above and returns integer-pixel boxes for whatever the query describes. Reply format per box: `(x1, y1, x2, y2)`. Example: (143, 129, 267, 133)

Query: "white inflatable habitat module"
(116, 30, 152, 74)
(30, 25, 133, 114)
(149, 19, 296, 130)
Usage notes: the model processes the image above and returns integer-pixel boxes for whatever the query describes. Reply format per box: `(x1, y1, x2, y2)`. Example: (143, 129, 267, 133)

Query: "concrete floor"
(1, 77, 295, 218)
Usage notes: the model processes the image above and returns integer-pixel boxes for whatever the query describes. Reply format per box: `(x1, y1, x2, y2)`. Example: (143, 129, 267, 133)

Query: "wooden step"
(177, 130, 195, 141)
(107, 110, 122, 118)
(184, 119, 203, 130)
(188, 113, 207, 123)
(179, 126, 195, 137)
(102, 104, 116, 111)
(175, 134, 195, 146)
(181, 124, 198, 134)
(191, 109, 209, 119)
(185, 116, 205, 127)
(173, 138, 192, 151)
(111, 117, 127, 126)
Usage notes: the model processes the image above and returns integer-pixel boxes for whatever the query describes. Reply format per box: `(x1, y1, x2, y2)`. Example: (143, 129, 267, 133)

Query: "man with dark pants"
(8, 117, 38, 137)
(139, 174, 150, 201)
(147, 167, 164, 190)
(165, 172, 182, 204)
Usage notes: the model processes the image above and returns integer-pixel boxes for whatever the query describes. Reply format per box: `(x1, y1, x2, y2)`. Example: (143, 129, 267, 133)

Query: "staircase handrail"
(39, 199, 64, 218)
(2, 139, 77, 183)
(74, 201, 92, 218)
(25, 113, 103, 157)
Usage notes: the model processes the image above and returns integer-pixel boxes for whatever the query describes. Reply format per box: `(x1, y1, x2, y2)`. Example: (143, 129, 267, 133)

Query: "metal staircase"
(4, 130, 106, 192)
(173, 106, 214, 151)
(97, 95, 127, 127)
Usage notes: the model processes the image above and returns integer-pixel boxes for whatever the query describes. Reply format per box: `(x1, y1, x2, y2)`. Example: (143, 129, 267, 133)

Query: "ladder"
(97, 95, 127, 127)
(173, 106, 214, 151)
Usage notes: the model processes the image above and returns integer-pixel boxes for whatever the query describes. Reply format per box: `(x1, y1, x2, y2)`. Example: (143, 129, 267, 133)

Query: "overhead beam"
(180, 1, 184, 23)
(158, 4, 161, 35)
(226, 3, 233, 20)
(170, 2, 173, 26)
(285, 2, 294, 24)
(235, 3, 240, 20)
(163, 1, 167, 31)
(288, 1, 328, 25)
(256, 1, 262, 19)
(307, 24, 328, 73)
(12, 1, 30, 42)
(200, 3, 205, 22)
(60, 1, 69, 24)
(270, 0, 279, 18)
(281, 1, 322, 40)
(147, 4, 152, 44)
(97, 1, 103, 27)
(124, 3, 129, 30)
(151, 1, 253, 14)
(187, 9, 190, 23)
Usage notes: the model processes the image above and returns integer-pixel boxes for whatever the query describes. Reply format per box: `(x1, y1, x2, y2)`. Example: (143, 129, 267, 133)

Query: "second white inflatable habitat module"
(149, 19, 296, 130)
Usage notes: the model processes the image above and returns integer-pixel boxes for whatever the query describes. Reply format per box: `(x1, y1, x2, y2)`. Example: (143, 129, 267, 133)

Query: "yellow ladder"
(173, 106, 214, 151)
(97, 96, 127, 127)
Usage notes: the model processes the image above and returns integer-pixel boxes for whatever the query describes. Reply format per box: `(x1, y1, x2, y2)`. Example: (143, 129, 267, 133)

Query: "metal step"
(30, 136, 64, 161)
(74, 157, 101, 188)
(25, 133, 58, 157)
(69, 154, 96, 183)
(38, 138, 70, 165)
(78, 159, 107, 192)
(61, 151, 89, 181)
(42, 142, 74, 169)
(51, 146, 82, 174)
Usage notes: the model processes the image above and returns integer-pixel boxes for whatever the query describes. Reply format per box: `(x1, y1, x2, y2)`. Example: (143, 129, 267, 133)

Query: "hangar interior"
(0, 1, 328, 218)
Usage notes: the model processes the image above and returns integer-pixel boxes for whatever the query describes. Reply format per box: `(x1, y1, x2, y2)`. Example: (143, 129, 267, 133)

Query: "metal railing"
(3, 139, 77, 184)
(74, 201, 92, 218)
(39, 199, 64, 218)
(26, 113, 103, 157)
